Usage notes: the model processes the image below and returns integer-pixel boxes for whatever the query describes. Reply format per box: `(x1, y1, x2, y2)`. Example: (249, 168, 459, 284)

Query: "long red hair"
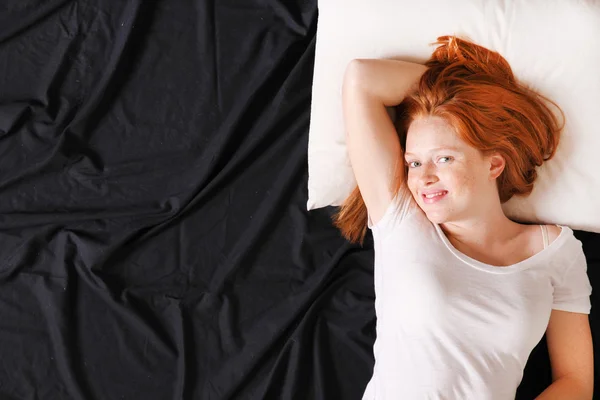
(333, 35, 565, 245)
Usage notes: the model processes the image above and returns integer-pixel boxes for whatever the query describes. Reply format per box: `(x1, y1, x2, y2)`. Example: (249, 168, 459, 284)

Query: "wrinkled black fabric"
(0, 1, 597, 399)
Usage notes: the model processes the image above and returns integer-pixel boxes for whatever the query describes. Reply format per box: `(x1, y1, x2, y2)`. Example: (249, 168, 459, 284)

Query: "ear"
(488, 153, 505, 180)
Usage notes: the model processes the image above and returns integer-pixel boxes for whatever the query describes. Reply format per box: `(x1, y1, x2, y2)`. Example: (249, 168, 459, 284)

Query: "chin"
(414, 194, 458, 225)
(420, 207, 450, 225)
(426, 214, 448, 225)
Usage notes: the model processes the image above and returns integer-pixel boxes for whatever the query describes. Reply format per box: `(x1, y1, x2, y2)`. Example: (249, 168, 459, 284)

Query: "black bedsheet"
(0, 1, 597, 399)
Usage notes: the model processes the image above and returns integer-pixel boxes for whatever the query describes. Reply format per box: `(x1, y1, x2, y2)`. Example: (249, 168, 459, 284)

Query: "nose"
(417, 162, 439, 186)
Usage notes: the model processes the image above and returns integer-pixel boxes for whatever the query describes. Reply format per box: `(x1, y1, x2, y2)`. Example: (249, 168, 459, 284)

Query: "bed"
(0, 0, 597, 399)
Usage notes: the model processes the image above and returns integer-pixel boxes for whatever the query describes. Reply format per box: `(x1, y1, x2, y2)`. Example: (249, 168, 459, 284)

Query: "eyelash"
(406, 156, 453, 168)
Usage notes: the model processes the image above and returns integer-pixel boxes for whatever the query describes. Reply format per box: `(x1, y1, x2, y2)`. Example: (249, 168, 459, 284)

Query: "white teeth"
(425, 192, 446, 198)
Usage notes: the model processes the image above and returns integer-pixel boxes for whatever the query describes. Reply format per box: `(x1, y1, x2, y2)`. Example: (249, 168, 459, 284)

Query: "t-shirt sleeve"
(367, 189, 416, 234)
(552, 251, 592, 314)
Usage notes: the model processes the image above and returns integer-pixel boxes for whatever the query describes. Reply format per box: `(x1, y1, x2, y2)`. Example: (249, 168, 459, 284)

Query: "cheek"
(457, 173, 477, 188)
(443, 169, 478, 194)
(406, 173, 418, 196)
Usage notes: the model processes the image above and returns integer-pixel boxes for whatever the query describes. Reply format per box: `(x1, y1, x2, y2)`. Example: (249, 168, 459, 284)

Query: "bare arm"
(343, 59, 427, 224)
(536, 310, 594, 399)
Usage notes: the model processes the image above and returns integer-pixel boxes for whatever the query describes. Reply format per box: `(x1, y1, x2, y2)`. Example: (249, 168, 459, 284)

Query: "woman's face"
(404, 116, 502, 224)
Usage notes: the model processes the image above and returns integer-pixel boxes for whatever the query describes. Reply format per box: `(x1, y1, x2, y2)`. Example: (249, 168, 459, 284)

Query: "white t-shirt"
(362, 191, 593, 400)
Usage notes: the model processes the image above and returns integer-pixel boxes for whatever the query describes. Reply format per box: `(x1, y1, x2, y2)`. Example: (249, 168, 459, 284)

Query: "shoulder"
(524, 224, 570, 258)
(540, 224, 583, 264)
(545, 224, 562, 245)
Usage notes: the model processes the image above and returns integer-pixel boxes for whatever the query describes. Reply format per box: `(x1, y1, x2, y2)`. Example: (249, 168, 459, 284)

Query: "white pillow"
(307, 0, 600, 233)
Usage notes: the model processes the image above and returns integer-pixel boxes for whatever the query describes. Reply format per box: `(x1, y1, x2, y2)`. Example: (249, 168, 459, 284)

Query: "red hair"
(333, 35, 565, 245)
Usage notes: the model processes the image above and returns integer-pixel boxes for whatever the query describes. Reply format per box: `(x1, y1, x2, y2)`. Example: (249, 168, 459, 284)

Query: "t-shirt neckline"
(433, 223, 568, 274)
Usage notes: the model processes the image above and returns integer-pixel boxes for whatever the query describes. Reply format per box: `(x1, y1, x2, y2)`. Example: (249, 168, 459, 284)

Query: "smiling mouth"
(423, 191, 447, 199)
(421, 191, 448, 203)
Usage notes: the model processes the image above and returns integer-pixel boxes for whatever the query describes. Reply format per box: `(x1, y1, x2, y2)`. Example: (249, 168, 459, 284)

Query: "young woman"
(334, 36, 593, 399)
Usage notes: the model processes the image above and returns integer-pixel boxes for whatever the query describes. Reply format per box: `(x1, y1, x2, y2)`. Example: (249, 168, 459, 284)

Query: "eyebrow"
(404, 147, 462, 157)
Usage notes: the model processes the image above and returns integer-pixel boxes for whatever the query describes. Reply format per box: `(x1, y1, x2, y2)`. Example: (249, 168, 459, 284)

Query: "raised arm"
(343, 59, 427, 224)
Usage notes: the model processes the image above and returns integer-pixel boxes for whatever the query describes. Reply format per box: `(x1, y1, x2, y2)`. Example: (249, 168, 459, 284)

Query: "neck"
(439, 204, 522, 249)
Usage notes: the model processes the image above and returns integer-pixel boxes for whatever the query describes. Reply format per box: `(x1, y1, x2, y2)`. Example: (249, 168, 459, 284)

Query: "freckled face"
(404, 116, 494, 224)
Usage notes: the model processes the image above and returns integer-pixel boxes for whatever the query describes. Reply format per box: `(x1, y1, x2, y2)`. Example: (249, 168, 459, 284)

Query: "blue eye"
(408, 161, 421, 168)
(438, 156, 453, 163)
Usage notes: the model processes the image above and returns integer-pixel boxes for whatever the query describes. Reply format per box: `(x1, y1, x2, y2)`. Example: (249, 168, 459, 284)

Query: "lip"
(421, 190, 448, 204)
(421, 189, 447, 196)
